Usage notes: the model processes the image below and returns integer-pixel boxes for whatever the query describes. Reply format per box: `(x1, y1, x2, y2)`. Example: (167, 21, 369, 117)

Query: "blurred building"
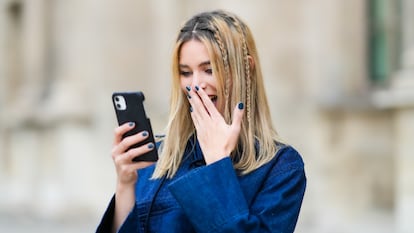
(0, 0, 413, 232)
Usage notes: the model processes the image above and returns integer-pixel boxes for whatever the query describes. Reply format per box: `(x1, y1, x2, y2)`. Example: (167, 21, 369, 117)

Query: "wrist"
(115, 183, 136, 209)
(114, 181, 136, 232)
(116, 182, 135, 195)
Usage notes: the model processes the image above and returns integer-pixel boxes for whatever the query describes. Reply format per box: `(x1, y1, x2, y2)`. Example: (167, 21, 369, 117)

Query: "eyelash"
(180, 71, 192, 77)
(180, 68, 213, 77)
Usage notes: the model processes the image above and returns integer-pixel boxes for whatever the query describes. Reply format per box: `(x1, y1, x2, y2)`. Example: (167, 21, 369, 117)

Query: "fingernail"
(186, 86, 191, 91)
(190, 106, 193, 112)
(187, 94, 191, 99)
(147, 143, 154, 149)
(195, 86, 199, 91)
(129, 122, 135, 127)
(238, 102, 244, 110)
(142, 131, 148, 137)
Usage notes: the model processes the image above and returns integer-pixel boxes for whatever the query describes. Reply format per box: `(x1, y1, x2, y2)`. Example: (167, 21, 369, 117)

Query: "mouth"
(209, 95, 218, 105)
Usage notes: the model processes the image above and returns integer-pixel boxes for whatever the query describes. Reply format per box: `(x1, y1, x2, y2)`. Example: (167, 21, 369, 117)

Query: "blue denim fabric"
(97, 138, 306, 233)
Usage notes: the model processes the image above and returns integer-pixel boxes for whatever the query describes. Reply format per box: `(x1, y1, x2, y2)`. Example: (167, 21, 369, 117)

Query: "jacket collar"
(184, 135, 206, 168)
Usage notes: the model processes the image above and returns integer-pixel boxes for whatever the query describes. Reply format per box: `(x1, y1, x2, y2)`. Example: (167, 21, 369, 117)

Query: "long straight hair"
(152, 10, 282, 179)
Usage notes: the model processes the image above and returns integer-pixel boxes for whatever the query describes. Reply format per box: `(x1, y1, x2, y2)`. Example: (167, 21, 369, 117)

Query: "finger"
(189, 87, 209, 120)
(187, 88, 206, 127)
(117, 142, 155, 163)
(113, 122, 136, 145)
(114, 142, 154, 164)
(130, 161, 155, 171)
(194, 86, 221, 119)
(231, 102, 245, 131)
(112, 130, 149, 157)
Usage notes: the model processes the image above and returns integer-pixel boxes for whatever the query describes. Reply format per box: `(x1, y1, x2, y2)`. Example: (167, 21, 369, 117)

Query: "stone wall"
(0, 0, 413, 232)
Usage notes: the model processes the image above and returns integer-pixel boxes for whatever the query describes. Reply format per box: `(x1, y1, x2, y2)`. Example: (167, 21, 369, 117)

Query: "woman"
(97, 10, 306, 233)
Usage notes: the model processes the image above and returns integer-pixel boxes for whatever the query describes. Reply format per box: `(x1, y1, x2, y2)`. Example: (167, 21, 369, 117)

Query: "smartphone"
(112, 91, 158, 162)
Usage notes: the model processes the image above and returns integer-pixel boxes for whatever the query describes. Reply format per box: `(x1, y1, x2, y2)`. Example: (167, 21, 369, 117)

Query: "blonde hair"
(152, 10, 282, 179)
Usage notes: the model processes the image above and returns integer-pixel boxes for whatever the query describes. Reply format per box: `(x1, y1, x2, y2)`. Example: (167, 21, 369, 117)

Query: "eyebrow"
(179, 61, 211, 69)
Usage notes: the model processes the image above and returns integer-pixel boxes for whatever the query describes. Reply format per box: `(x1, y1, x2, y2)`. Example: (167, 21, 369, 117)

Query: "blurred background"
(1, 0, 413, 232)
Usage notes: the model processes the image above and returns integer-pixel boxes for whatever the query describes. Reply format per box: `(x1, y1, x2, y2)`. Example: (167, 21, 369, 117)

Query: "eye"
(205, 68, 213, 75)
(180, 71, 192, 77)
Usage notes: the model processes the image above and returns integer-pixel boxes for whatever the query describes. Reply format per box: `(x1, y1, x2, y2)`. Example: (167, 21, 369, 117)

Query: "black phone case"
(112, 91, 158, 162)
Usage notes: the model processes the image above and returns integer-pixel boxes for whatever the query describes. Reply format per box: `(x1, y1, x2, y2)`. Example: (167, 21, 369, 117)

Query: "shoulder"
(155, 134, 165, 148)
(269, 145, 305, 176)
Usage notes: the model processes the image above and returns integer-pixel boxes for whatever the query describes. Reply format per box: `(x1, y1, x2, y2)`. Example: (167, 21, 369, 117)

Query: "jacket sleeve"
(96, 195, 116, 233)
(168, 147, 306, 233)
(95, 195, 143, 233)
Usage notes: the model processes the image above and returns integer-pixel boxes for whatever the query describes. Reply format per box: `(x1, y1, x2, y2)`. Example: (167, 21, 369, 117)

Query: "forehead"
(179, 40, 210, 64)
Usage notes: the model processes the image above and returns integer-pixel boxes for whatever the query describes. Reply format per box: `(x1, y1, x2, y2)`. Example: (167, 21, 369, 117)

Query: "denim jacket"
(96, 138, 306, 233)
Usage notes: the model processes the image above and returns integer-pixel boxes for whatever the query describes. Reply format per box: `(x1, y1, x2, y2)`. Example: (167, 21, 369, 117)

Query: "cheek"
(209, 78, 218, 91)
(180, 78, 193, 94)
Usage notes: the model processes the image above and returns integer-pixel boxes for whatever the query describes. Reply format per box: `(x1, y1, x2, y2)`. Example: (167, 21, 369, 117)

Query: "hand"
(187, 87, 244, 164)
(111, 122, 155, 187)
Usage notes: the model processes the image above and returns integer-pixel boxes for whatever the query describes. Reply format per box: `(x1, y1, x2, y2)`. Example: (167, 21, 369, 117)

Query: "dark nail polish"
(187, 94, 191, 99)
(148, 143, 154, 149)
(190, 106, 193, 112)
(142, 131, 148, 137)
(195, 86, 199, 91)
(186, 86, 191, 91)
(238, 102, 244, 110)
(129, 122, 135, 127)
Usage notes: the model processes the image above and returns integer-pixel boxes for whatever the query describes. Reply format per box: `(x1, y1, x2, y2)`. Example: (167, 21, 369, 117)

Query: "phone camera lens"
(115, 96, 120, 102)
(116, 104, 121, 109)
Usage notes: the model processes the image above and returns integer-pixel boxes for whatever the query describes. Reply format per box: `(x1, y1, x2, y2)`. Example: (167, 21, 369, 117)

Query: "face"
(179, 39, 219, 109)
